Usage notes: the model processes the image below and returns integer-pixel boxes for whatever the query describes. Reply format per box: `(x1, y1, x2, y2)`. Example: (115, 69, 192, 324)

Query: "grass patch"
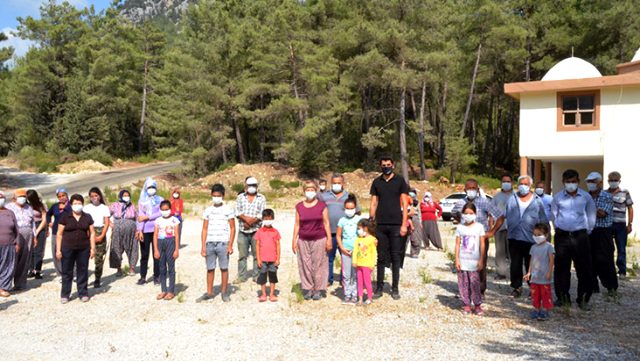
(269, 179, 286, 190)
(285, 181, 300, 188)
(418, 267, 433, 284)
(291, 283, 305, 303)
(628, 261, 639, 278)
(177, 291, 186, 303)
(231, 183, 245, 194)
(445, 251, 456, 263)
(419, 296, 427, 303)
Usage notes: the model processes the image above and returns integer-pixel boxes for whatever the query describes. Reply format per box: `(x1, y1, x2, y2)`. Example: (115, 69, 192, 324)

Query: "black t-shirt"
(60, 212, 93, 250)
(370, 174, 409, 225)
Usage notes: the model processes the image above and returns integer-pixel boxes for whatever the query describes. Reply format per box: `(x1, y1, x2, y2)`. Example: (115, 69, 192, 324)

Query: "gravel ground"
(1, 211, 638, 361)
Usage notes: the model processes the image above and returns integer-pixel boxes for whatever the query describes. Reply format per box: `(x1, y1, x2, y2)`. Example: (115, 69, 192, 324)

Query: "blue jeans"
(612, 222, 627, 275)
(328, 234, 341, 283)
(158, 237, 176, 294)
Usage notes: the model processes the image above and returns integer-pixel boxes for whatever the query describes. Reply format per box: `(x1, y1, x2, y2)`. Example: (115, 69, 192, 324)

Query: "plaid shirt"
(592, 190, 613, 228)
(452, 195, 503, 232)
(235, 192, 267, 233)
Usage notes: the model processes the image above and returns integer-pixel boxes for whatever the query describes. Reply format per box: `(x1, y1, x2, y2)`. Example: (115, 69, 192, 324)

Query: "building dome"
(541, 57, 602, 81)
(632, 48, 640, 62)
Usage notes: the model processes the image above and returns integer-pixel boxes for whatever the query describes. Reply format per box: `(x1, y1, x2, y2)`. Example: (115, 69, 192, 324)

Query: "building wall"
(550, 160, 603, 196)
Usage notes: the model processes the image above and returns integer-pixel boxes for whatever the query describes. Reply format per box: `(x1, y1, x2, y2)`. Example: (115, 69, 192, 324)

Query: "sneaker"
(511, 288, 522, 298)
(222, 293, 231, 303)
(341, 297, 351, 305)
(34, 272, 43, 280)
(462, 306, 472, 314)
(312, 292, 322, 301)
(474, 305, 484, 316)
(538, 310, 549, 321)
(529, 310, 540, 319)
(303, 290, 312, 300)
(93, 280, 101, 289)
(619, 274, 627, 280)
(80, 296, 90, 303)
(27, 270, 36, 279)
(136, 278, 146, 285)
(391, 289, 401, 300)
(373, 286, 384, 299)
(364, 299, 372, 305)
(153, 277, 160, 285)
(60, 297, 69, 304)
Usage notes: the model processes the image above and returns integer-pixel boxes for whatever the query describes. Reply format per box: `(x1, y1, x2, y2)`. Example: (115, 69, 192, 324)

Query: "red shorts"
(530, 283, 553, 310)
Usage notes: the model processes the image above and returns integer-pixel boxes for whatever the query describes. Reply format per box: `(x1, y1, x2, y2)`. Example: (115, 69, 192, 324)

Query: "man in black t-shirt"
(369, 156, 409, 300)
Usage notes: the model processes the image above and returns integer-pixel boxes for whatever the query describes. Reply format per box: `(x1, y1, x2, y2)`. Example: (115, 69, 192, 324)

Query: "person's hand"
(400, 225, 407, 237)
(485, 230, 495, 239)
(596, 209, 606, 218)
(477, 260, 484, 271)
(292, 241, 298, 255)
(275, 260, 280, 267)
(523, 273, 531, 282)
(96, 235, 104, 243)
(33, 239, 38, 248)
(227, 245, 233, 256)
(628, 224, 633, 234)
(173, 250, 179, 260)
(455, 260, 461, 271)
(56, 250, 62, 260)
(136, 232, 143, 241)
(545, 271, 552, 281)
(154, 250, 160, 260)
(137, 215, 149, 222)
(90, 248, 96, 259)
(325, 239, 332, 251)
(201, 248, 206, 257)
(257, 260, 263, 268)
(46, 228, 50, 238)
(243, 223, 250, 230)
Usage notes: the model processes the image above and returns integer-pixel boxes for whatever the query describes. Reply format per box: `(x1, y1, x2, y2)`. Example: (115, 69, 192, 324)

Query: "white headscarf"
(139, 177, 161, 206)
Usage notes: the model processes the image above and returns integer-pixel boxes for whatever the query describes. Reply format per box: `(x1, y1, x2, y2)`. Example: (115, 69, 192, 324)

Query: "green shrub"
(285, 181, 300, 188)
(78, 147, 113, 166)
(269, 179, 286, 190)
(231, 183, 245, 194)
(14, 146, 59, 172)
(216, 163, 236, 172)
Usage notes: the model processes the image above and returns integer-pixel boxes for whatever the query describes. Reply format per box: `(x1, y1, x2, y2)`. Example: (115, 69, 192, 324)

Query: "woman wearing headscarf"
(137, 177, 164, 285)
(420, 192, 443, 250)
(0, 191, 19, 297)
(169, 187, 184, 244)
(109, 189, 138, 276)
(407, 188, 424, 258)
(6, 188, 35, 291)
(26, 189, 48, 280)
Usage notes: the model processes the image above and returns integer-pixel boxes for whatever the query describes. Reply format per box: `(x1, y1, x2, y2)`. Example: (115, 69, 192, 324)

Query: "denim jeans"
(612, 222, 628, 276)
(328, 234, 341, 284)
(158, 237, 176, 294)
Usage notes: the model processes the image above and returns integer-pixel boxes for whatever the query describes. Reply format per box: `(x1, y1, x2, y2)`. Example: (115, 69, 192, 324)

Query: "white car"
(439, 191, 493, 222)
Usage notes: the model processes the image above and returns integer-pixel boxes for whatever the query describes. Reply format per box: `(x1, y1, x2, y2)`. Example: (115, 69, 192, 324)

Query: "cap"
(585, 172, 603, 182)
(245, 177, 259, 186)
(15, 188, 27, 197)
(56, 187, 68, 196)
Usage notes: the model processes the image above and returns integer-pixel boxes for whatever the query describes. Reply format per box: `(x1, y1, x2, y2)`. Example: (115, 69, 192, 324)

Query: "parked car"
(439, 191, 493, 222)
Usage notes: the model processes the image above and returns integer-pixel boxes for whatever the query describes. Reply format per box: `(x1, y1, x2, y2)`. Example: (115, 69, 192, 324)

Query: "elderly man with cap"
(235, 176, 267, 283)
(586, 171, 619, 300)
(6, 188, 35, 291)
(46, 188, 72, 277)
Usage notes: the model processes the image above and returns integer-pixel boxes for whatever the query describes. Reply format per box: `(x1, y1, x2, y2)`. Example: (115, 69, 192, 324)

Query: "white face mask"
(586, 183, 598, 192)
(262, 220, 274, 227)
(518, 185, 530, 196)
(305, 191, 317, 200)
(0, 198, 5, 208)
(466, 190, 478, 200)
(564, 183, 578, 193)
(609, 181, 620, 189)
(91, 199, 100, 206)
(502, 182, 513, 192)
(462, 214, 476, 224)
(534, 188, 544, 196)
(173, 193, 180, 199)
(533, 235, 547, 244)
(161, 210, 171, 218)
(212, 196, 223, 205)
(345, 209, 356, 218)
(357, 229, 366, 237)
(122, 196, 131, 203)
(16, 197, 27, 206)
(319, 185, 326, 191)
(331, 184, 342, 193)
(147, 188, 157, 196)
(247, 186, 257, 195)
(72, 204, 83, 213)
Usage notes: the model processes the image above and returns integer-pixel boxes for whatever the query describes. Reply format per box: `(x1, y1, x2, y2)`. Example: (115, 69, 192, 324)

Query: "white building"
(505, 50, 640, 234)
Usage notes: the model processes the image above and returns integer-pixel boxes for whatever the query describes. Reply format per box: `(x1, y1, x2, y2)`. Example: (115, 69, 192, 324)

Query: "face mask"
(586, 183, 598, 192)
(173, 193, 180, 199)
(331, 184, 342, 193)
(305, 191, 317, 200)
(72, 204, 83, 213)
(345, 209, 356, 218)
(246, 186, 257, 195)
(147, 188, 157, 196)
(535, 188, 544, 196)
(122, 196, 131, 203)
(0, 199, 5, 208)
(533, 235, 547, 244)
(462, 214, 476, 224)
(161, 210, 171, 218)
(357, 229, 366, 237)
(91, 199, 100, 206)
(502, 182, 513, 192)
(16, 197, 27, 206)
(381, 166, 393, 175)
(466, 190, 478, 200)
(565, 183, 578, 193)
(609, 181, 620, 189)
(262, 220, 274, 227)
(319, 185, 326, 191)
(212, 196, 223, 205)
(518, 185, 530, 196)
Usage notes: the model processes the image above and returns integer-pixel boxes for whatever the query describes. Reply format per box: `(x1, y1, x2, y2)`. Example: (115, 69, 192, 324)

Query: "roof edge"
(505, 73, 640, 99)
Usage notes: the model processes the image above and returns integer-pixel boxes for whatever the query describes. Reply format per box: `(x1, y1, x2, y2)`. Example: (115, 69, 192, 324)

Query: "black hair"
(379, 155, 394, 164)
(318, 179, 327, 184)
(344, 193, 357, 207)
(501, 173, 513, 181)
(357, 218, 375, 235)
(26, 189, 46, 213)
(70, 194, 84, 204)
(88, 187, 106, 205)
(562, 169, 579, 181)
(465, 178, 479, 186)
(262, 208, 275, 219)
(211, 183, 226, 195)
(534, 222, 550, 234)
(462, 202, 477, 214)
(160, 200, 172, 209)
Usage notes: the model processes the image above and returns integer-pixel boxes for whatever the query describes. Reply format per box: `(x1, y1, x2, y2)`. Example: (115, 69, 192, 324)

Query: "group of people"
(0, 159, 633, 315)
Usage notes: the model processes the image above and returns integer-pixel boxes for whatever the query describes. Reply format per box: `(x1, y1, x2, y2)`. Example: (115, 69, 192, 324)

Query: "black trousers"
(375, 224, 405, 291)
(590, 227, 618, 292)
(140, 232, 159, 280)
(509, 239, 532, 290)
(554, 229, 593, 304)
(61, 247, 90, 298)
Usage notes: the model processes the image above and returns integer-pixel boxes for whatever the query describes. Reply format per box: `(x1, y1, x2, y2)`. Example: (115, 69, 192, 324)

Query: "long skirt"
(0, 244, 16, 290)
(422, 220, 443, 249)
(297, 238, 328, 292)
(408, 213, 424, 257)
(109, 218, 139, 270)
(13, 227, 33, 290)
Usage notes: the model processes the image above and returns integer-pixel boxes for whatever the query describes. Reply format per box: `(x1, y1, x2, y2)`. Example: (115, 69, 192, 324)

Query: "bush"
(285, 181, 300, 188)
(78, 147, 113, 166)
(231, 183, 245, 194)
(269, 179, 286, 190)
(13, 146, 59, 172)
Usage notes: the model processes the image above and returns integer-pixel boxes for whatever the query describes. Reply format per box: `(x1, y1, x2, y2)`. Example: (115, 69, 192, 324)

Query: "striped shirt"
(592, 190, 613, 228)
(607, 189, 633, 224)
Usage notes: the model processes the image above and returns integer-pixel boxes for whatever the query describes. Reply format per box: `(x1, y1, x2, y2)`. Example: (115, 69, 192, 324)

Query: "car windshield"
(445, 194, 466, 200)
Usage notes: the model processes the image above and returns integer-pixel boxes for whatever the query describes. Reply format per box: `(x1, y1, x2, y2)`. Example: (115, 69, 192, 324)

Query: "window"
(556, 91, 600, 131)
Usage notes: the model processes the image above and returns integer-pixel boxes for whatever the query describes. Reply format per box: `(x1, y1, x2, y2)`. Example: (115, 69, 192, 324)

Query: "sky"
(1, 0, 112, 62)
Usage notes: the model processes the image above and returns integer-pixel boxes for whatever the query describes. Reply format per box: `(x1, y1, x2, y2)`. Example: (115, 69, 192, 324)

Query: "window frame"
(556, 90, 600, 131)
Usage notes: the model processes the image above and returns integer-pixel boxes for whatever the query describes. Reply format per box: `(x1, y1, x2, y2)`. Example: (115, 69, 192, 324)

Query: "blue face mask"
(518, 185, 530, 196)
(501, 182, 513, 192)
(565, 183, 578, 193)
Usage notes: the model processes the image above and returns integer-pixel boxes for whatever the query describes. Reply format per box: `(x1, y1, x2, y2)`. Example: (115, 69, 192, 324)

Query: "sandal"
(156, 292, 167, 300)
(164, 293, 175, 301)
(259, 295, 267, 302)
(269, 295, 278, 302)
(0, 290, 10, 297)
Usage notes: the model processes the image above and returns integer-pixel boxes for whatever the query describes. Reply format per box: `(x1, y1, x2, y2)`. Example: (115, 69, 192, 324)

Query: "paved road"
(2, 161, 182, 199)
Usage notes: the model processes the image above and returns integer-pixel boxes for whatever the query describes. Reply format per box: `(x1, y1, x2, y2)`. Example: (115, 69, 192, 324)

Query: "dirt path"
(0, 212, 638, 360)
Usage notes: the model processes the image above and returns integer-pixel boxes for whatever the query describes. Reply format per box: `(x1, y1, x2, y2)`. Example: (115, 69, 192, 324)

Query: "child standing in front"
(352, 219, 377, 305)
(201, 184, 235, 302)
(455, 203, 485, 315)
(255, 209, 280, 302)
(153, 200, 180, 301)
(336, 194, 362, 305)
(524, 223, 555, 320)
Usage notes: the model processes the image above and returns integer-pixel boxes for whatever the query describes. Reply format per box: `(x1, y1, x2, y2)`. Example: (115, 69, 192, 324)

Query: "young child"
(336, 194, 362, 305)
(524, 223, 555, 320)
(455, 203, 485, 315)
(255, 209, 281, 302)
(352, 219, 377, 305)
(153, 200, 180, 301)
(201, 184, 235, 302)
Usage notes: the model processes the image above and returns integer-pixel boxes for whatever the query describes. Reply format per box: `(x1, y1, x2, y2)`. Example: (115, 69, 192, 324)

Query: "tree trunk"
(233, 118, 246, 163)
(417, 80, 427, 180)
(139, 59, 149, 154)
(460, 43, 482, 138)
(399, 61, 409, 183)
(437, 81, 448, 168)
(221, 145, 228, 164)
